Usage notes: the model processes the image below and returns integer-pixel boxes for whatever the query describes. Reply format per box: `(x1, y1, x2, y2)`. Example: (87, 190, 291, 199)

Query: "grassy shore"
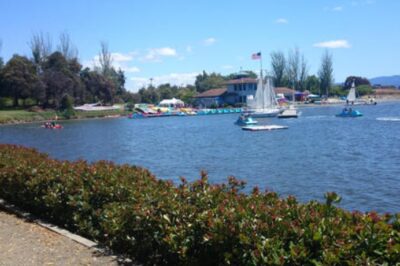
(0, 109, 130, 125)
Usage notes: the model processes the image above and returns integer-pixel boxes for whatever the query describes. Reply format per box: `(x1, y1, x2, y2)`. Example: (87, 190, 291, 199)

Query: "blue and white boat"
(336, 108, 363, 117)
(235, 115, 258, 126)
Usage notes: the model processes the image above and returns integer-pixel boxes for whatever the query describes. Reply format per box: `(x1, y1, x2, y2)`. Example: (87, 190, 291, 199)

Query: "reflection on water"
(1, 102, 400, 213)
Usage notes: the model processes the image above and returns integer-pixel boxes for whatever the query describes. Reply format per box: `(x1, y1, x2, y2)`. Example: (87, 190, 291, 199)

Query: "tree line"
(0, 33, 132, 109)
(0, 35, 373, 109)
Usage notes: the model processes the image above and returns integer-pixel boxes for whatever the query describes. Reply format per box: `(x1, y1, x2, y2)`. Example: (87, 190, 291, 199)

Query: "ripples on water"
(1, 102, 399, 213)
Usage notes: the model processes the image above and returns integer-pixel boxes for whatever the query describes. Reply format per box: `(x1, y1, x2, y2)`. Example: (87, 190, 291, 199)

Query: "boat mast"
(259, 51, 264, 109)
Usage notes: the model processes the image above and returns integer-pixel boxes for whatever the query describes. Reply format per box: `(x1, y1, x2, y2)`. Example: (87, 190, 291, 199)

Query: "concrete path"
(0, 210, 117, 265)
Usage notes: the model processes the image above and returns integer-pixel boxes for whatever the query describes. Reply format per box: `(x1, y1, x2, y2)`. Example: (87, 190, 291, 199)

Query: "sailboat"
(346, 81, 376, 105)
(336, 81, 363, 117)
(346, 81, 360, 105)
(246, 76, 282, 117)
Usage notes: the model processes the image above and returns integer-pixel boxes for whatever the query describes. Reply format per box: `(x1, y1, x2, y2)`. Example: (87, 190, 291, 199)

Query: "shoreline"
(0, 110, 129, 126)
(1, 97, 399, 126)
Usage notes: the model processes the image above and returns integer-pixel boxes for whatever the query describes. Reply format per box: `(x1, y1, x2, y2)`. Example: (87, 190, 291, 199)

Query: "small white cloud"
(130, 72, 199, 90)
(332, 6, 343, 11)
(122, 66, 140, 73)
(111, 52, 134, 62)
(142, 47, 177, 62)
(203, 37, 216, 46)
(313, 40, 351, 48)
(275, 18, 288, 24)
(83, 51, 139, 72)
(186, 45, 192, 53)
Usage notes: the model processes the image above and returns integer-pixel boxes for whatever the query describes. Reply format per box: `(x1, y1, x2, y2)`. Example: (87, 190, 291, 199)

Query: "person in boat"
(348, 108, 352, 114)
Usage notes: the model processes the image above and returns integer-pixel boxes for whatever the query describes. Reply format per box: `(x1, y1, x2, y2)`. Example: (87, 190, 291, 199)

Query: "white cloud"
(203, 37, 216, 46)
(313, 40, 351, 48)
(142, 47, 177, 62)
(186, 45, 192, 53)
(122, 66, 140, 73)
(332, 6, 343, 11)
(130, 72, 199, 90)
(275, 18, 288, 24)
(111, 52, 134, 62)
(82, 52, 139, 73)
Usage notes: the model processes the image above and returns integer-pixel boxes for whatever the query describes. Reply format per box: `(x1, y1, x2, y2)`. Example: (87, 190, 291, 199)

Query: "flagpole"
(260, 51, 264, 108)
(259, 51, 263, 81)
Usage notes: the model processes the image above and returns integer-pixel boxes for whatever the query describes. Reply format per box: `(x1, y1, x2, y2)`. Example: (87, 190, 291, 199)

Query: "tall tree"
(80, 68, 114, 104)
(42, 51, 79, 108)
(2, 55, 39, 106)
(318, 50, 334, 96)
(270, 51, 286, 87)
(194, 71, 225, 93)
(29, 32, 52, 73)
(0, 39, 3, 69)
(305, 75, 320, 95)
(57, 32, 78, 60)
(286, 47, 300, 90)
(0, 40, 4, 98)
(98, 41, 113, 77)
(298, 54, 309, 91)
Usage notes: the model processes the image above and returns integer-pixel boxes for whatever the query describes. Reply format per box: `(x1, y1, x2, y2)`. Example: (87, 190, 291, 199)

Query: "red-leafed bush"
(0, 144, 399, 265)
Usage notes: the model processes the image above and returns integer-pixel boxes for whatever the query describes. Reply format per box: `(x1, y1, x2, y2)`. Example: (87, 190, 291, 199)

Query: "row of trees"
(0, 33, 131, 108)
(0, 34, 373, 109)
(270, 48, 334, 96)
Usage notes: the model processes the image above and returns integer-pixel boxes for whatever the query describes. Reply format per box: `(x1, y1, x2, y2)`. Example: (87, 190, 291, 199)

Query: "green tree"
(343, 76, 370, 90)
(29, 32, 52, 74)
(330, 85, 346, 96)
(318, 50, 334, 96)
(57, 31, 78, 60)
(1, 55, 39, 106)
(195, 71, 225, 93)
(270, 51, 287, 87)
(356, 85, 373, 96)
(305, 75, 321, 95)
(0, 40, 3, 98)
(80, 67, 114, 104)
(60, 93, 75, 118)
(286, 47, 300, 90)
(298, 55, 308, 91)
(0, 39, 3, 70)
(42, 51, 78, 108)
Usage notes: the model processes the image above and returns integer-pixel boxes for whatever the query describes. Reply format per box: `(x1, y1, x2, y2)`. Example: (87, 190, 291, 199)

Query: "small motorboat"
(278, 105, 298, 119)
(235, 114, 258, 126)
(336, 108, 363, 117)
(242, 125, 288, 131)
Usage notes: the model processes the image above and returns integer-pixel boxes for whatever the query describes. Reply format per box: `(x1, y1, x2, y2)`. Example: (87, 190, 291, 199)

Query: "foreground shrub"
(0, 144, 399, 265)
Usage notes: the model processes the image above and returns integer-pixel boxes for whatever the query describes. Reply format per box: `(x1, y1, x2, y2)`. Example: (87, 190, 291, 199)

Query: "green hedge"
(0, 144, 399, 265)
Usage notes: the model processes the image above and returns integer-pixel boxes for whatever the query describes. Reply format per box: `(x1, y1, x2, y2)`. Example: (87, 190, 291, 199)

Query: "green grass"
(0, 110, 58, 124)
(0, 109, 131, 124)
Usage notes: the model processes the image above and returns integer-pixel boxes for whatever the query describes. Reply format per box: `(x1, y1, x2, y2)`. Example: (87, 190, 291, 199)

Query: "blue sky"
(0, 0, 399, 91)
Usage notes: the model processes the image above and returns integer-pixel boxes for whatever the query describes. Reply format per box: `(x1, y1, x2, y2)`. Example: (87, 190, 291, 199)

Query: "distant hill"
(369, 75, 400, 87)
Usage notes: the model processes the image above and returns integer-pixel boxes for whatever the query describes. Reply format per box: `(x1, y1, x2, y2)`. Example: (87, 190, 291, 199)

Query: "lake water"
(1, 102, 400, 213)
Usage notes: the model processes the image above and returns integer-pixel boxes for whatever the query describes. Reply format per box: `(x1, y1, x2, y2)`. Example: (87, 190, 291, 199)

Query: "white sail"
(347, 82, 356, 102)
(247, 76, 281, 117)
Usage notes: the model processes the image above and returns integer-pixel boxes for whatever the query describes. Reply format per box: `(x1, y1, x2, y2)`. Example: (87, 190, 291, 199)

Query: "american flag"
(251, 52, 261, 60)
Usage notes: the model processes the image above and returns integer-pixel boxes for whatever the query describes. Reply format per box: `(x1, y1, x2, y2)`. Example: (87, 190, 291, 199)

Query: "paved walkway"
(0, 210, 117, 265)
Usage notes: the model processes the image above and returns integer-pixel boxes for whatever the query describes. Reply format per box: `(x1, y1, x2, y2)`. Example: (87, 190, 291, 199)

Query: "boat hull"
(336, 111, 363, 117)
(242, 125, 288, 131)
(278, 108, 298, 119)
(246, 109, 282, 118)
